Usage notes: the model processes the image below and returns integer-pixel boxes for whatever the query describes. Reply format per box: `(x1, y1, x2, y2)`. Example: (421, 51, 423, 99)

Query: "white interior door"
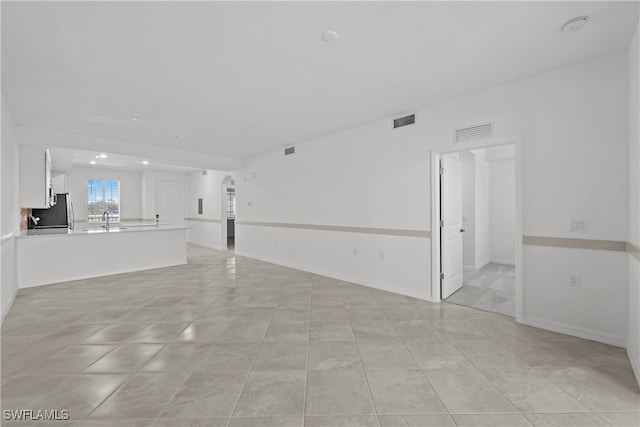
(156, 180, 183, 224)
(441, 154, 464, 299)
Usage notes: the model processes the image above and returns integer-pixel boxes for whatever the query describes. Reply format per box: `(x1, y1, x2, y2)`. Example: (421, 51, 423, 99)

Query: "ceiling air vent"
(454, 122, 494, 143)
(393, 114, 415, 129)
(284, 146, 295, 156)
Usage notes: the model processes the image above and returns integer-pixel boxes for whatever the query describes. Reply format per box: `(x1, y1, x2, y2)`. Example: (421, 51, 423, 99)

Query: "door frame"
(440, 152, 465, 299)
(430, 136, 523, 322)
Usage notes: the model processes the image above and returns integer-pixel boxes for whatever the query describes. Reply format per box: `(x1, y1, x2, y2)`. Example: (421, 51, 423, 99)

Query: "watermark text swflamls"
(3, 409, 70, 421)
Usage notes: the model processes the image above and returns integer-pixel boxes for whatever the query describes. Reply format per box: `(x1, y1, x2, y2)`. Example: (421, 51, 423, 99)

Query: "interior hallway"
(447, 263, 516, 317)
(1, 244, 638, 427)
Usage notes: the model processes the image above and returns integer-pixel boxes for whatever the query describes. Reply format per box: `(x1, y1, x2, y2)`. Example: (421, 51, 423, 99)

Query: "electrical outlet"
(353, 248, 358, 256)
(379, 251, 385, 260)
(569, 275, 580, 287)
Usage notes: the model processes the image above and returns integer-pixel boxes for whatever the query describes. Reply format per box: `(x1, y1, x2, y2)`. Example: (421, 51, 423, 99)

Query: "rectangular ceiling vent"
(393, 114, 415, 129)
(284, 146, 295, 156)
(454, 122, 494, 143)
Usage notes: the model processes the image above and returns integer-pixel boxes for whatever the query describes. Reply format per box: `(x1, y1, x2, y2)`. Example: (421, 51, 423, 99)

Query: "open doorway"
(226, 188, 236, 249)
(220, 176, 235, 250)
(434, 141, 521, 318)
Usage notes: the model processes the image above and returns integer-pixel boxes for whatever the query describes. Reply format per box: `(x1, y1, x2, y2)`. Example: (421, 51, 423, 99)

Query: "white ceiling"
(48, 146, 200, 174)
(2, 1, 638, 167)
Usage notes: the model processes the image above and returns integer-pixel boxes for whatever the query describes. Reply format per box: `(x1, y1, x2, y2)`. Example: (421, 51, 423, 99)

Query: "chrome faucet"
(102, 210, 110, 229)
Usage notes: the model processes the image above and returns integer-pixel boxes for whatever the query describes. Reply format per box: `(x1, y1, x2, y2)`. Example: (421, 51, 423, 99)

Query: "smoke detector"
(561, 16, 589, 33)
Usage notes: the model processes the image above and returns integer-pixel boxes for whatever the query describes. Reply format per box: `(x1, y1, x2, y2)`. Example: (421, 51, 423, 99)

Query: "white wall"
(237, 114, 432, 299)
(488, 149, 516, 265)
(461, 152, 476, 269)
(462, 146, 515, 269)
(186, 169, 232, 249)
(1, 96, 21, 320)
(460, 148, 491, 270)
(237, 51, 630, 346)
(67, 167, 143, 224)
(474, 149, 490, 269)
(627, 23, 640, 384)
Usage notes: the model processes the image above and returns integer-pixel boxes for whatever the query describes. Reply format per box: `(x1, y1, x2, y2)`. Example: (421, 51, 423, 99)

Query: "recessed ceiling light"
(99, 153, 108, 158)
(90, 160, 96, 165)
(133, 117, 142, 122)
(142, 160, 149, 165)
(561, 16, 589, 33)
(321, 30, 338, 42)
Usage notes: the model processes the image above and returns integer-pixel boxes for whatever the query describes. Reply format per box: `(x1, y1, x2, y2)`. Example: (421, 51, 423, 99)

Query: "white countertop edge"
(19, 225, 191, 238)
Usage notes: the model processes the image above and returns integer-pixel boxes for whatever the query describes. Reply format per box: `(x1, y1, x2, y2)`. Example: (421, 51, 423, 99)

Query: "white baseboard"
(490, 258, 516, 266)
(235, 250, 435, 302)
(521, 315, 626, 347)
(187, 240, 223, 251)
(19, 260, 187, 289)
(628, 344, 640, 387)
(475, 261, 489, 270)
(1, 287, 19, 323)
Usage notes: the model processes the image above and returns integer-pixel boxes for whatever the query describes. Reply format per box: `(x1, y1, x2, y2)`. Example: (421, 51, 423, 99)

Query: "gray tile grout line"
(432, 313, 530, 419)
(78, 268, 233, 424)
(381, 298, 453, 424)
(225, 294, 281, 423)
(344, 296, 381, 423)
(302, 280, 312, 426)
(421, 307, 520, 418)
(82, 328, 180, 421)
(154, 253, 248, 427)
(5, 246, 638, 424)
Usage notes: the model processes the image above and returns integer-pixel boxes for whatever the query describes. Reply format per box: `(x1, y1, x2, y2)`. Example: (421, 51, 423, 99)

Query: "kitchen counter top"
(20, 223, 189, 237)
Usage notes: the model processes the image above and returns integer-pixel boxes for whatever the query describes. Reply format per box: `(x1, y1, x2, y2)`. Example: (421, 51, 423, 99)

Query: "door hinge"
(439, 167, 443, 175)
(440, 220, 444, 228)
(440, 272, 444, 280)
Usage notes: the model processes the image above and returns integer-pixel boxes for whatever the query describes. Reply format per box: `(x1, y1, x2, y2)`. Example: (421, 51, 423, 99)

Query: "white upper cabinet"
(19, 144, 54, 208)
(51, 173, 68, 194)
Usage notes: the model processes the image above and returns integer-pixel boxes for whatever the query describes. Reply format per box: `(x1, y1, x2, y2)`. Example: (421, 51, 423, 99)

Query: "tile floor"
(1, 244, 638, 427)
(447, 263, 515, 317)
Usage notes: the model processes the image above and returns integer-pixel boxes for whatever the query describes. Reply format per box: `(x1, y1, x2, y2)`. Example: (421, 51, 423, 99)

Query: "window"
(87, 179, 120, 222)
(226, 188, 236, 219)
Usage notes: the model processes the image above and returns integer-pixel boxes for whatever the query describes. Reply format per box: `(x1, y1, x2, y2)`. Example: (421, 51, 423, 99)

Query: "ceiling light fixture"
(142, 160, 149, 165)
(321, 30, 338, 42)
(561, 16, 589, 33)
(90, 160, 96, 165)
(133, 117, 142, 122)
(99, 153, 108, 158)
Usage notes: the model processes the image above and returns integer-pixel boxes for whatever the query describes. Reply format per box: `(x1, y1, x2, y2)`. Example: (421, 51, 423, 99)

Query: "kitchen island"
(17, 224, 188, 288)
